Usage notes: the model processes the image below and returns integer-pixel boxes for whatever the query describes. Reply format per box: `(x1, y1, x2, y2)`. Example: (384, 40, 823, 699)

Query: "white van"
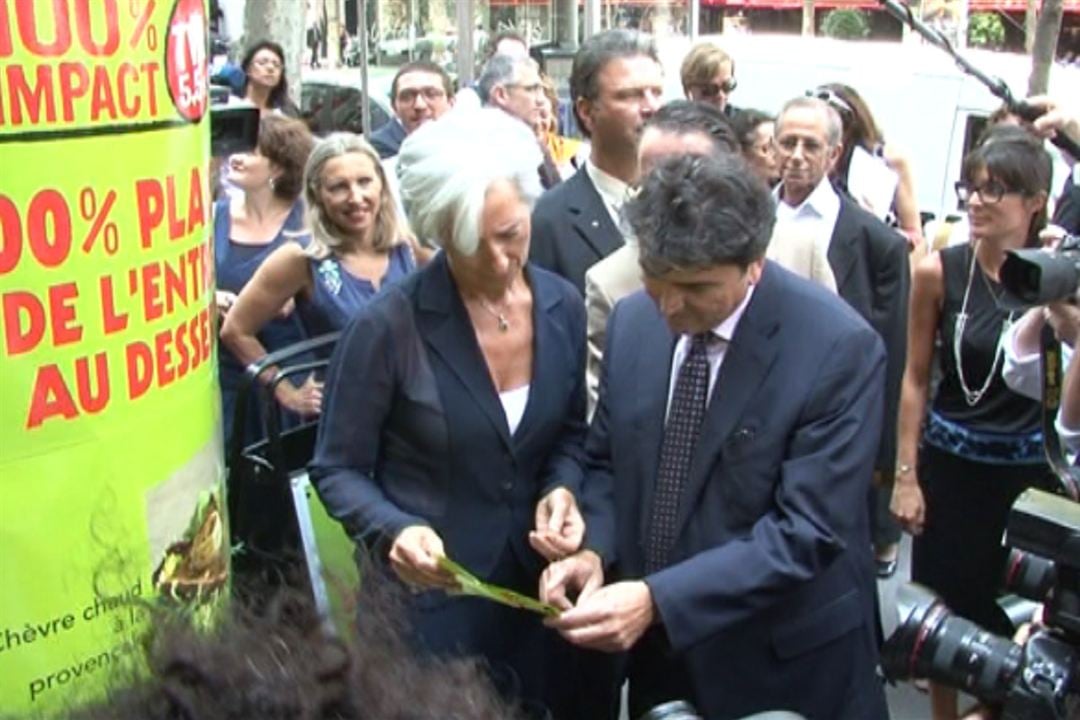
(657, 34, 1079, 223)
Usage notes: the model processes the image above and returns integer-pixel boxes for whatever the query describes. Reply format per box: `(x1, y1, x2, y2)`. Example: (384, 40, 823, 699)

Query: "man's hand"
(1044, 301, 1080, 347)
(1026, 95, 1080, 146)
(545, 579, 655, 653)
(388, 525, 456, 590)
(529, 486, 585, 561)
(540, 549, 604, 611)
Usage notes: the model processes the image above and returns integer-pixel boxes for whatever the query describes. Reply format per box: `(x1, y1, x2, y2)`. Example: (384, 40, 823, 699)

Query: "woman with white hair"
(221, 133, 415, 417)
(310, 109, 588, 715)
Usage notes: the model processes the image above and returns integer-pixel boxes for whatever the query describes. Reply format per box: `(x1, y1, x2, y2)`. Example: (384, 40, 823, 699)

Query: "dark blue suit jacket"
(310, 252, 587, 580)
(530, 166, 625, 296)
(829, 194, 910, 475)
(584, 262, 889, 720)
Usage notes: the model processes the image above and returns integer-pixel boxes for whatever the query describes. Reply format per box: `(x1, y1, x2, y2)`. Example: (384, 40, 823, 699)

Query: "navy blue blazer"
(584, 262, 889, 720)
(310, 252, 587, 579)
(530, 166, 625, 295)
(828, 194, 910, 475)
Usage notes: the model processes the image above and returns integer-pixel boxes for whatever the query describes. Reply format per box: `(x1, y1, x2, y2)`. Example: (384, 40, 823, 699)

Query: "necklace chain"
(953, 240, 1014, 407)
(477, 297, 510, 332)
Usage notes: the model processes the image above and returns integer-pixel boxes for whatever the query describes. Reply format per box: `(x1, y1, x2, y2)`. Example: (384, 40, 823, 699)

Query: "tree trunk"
(243, 0, 306, 106)
(1028, 0, 1063, 96)
(1025, 0, 1038, 52)
(327, 0, 342, 68)
(802, 0, 815, 36)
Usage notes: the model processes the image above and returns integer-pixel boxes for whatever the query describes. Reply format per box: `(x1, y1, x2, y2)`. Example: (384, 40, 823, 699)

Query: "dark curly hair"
(258, 115, 315, 202)
(628, 154, 774, 277)
(61, 573, 525, 720)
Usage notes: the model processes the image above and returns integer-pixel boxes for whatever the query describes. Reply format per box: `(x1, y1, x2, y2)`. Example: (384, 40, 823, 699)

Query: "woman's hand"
(388, 525, 457, 590)
(530, 487, 585, 561)
(273, 374, 323, 417)
(891, 475, 926, 535)
(215, 290, 238, 320)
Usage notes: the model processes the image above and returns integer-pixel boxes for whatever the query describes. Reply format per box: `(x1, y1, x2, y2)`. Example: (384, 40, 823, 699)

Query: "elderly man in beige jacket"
(585, 101, 835, 416)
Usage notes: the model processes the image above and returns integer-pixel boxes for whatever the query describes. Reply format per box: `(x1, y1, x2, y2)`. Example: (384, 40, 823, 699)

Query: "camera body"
(208, 84, 260, 158)
(883, 489, 1079, 720)
(1000, 234, 1080, 309)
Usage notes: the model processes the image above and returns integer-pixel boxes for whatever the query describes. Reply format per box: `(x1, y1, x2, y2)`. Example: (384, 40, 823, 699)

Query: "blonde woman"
(221, 134, 415, 416)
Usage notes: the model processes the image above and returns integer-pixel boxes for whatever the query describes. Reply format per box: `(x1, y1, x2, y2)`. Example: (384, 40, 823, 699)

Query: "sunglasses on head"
(806, 88, 854, 117)
(694, 78, 738, 98)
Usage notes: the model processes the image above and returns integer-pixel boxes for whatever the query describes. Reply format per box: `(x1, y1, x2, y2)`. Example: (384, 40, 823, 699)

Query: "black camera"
(209, 83, 260, 158)
(883, 489, 1080, 719)
(1000, 234, 1080, 309)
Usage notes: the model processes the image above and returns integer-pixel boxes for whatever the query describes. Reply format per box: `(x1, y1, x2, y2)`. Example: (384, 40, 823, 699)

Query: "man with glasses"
(680, 42, 738, 117)
(478, 54, 561, 188)
(530, 29, 664, 294)
(773, 95, 910, 539)
(369, 61, 454, 159)
(478, 54, 545, 130)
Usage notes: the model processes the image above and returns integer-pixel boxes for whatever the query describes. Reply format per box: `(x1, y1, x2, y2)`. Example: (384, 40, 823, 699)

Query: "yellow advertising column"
(0, 0, 225, 713)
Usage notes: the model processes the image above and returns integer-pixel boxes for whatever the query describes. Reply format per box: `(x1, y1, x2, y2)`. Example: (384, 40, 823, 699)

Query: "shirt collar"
(685, 283, 755, 345)
(586, 160, 631, 210)
(775, 175, 840, 219)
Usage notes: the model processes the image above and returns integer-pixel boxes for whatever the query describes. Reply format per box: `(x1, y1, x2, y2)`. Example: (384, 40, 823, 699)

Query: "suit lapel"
(827, 198, 859, 294)
(673, 265, 782, 534)
(416, 254, 513, 450)
(635, 303, 678, 541)
(568, 169, 625, 261)
(512, 266, 562, 443)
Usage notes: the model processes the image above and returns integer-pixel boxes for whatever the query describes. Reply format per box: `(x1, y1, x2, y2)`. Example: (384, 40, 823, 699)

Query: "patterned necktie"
(645, 333, 715, 573)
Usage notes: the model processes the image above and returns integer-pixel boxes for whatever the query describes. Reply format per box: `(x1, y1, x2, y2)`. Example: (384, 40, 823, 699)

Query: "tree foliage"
(822, 8, 871, 40)
(968, 12, 1006, 48)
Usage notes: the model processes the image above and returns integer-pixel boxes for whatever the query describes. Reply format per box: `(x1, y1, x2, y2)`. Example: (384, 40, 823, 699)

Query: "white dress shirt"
(666, 285, 756, 417)
(585, 160, 631, 231)
(1002, 321, 1080, 453)
(774, 176, 842, 259)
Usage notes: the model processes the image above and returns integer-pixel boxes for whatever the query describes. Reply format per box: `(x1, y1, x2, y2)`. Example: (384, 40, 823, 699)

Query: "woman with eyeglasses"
(890, 126, 1056, 720)
(221, 134, 416, 417)
(240, 40, 299, 117)
(811, 84, 922, 250)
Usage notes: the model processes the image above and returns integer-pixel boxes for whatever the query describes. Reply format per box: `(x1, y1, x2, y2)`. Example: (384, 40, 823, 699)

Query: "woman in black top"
(891, 126, 1055, 720)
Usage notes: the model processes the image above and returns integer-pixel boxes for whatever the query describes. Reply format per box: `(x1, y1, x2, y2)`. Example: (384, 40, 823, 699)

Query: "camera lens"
(883, 587, 1023, 703)
(1002, 548, 1057, 603)
(636, 701, 703, 720)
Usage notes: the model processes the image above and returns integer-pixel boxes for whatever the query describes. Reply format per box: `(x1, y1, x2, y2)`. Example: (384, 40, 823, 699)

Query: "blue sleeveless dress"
(296, 243, 416, 339)
(214, 199, 309, 443)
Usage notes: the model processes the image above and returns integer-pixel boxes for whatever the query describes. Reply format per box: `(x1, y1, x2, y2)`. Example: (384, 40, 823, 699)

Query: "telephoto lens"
(882, 585, 1024, 704)
(1003, 548, 1057, 603)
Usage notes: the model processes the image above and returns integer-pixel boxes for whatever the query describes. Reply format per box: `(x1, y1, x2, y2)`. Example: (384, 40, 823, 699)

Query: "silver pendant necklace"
(952, 240, 1014, 407)
(478, 298, 510, 332)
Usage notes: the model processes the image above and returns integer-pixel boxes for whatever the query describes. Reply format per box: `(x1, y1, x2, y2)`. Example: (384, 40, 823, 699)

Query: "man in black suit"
(542, 154, 889, 719)
(774, 97, 909, 552)
(529, 29, 663, 294)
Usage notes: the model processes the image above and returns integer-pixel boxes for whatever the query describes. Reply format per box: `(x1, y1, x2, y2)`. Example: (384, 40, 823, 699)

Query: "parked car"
(300, 70, 395, 138)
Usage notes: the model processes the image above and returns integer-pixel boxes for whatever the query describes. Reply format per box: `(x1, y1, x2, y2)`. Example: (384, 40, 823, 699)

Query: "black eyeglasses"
(692, 78, 737, 98)
(396, 87, 447, 105)
(955, 180, 1010, 205)
(806, 88, 853, 117)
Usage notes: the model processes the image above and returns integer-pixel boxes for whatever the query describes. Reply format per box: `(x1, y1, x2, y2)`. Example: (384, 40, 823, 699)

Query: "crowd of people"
(176, 28, 1080, 720)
